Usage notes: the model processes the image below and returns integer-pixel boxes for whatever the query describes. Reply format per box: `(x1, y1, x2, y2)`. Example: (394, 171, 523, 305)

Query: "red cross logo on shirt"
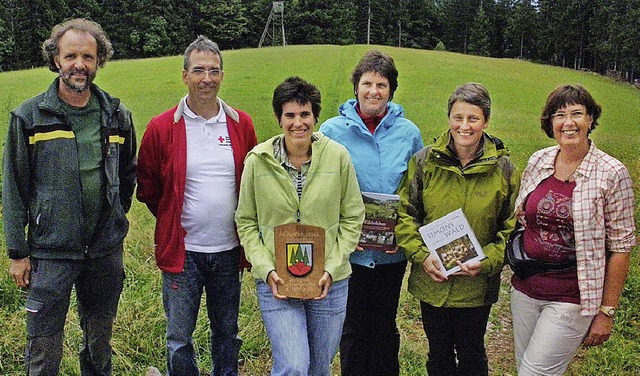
(218, 136, 225, 143)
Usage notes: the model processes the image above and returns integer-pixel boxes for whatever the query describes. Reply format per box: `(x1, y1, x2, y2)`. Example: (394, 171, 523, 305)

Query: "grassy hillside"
(1, 44, 639, 375)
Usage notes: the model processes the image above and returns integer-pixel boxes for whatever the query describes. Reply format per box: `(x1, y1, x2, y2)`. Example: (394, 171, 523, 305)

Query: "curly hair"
(42, 18, 113, 72)
(540, 84, 601, 138)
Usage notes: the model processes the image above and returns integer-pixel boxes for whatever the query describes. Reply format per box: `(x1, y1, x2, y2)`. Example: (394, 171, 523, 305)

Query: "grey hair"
(183, 36, 223, 70)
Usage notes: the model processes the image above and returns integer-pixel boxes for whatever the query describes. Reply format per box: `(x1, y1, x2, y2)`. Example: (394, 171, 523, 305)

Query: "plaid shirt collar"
(272, 134, 317, 168)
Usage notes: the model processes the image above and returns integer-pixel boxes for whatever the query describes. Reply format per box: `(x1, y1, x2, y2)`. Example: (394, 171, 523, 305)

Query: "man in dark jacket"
(3, 18, 136, 376)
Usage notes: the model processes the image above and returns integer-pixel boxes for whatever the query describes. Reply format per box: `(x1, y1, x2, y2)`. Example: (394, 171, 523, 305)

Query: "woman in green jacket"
(235, 76, 364, 375)
(396, 83, 519, 375)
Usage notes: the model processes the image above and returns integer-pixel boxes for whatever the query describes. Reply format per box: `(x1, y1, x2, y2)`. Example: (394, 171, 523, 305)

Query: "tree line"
(1, 0, 639, 83)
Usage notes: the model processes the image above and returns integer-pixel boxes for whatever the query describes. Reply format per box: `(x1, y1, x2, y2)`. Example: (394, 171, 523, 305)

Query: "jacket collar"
(174, 95, 239, 124)
(338, 99, 404, 131)
(253, 132, 328, 157)
(40, 77, 118, 115)
(430, 130, 506, 168)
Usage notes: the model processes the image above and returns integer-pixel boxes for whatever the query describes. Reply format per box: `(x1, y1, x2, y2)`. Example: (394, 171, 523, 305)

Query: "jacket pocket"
(104, 142, 120, 190)
(92, 188, 129, 250)
(25, 297, 44, 313)
(30, 190, 83, 250)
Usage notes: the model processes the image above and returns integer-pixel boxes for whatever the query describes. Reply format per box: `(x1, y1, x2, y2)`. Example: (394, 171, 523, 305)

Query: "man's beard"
(59, 68, 96, 93)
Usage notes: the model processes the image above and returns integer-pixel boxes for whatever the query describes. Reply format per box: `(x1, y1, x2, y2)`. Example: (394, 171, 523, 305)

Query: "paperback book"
(418, 208, 485, 276)
(358, 192, 400, 252)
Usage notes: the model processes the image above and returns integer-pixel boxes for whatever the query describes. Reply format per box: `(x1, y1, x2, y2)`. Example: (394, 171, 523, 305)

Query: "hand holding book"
(422, 254, 482, 282)
(452, 259, 482, 277)
(418, 209, 486, 277)
(422, 253, 448, 282)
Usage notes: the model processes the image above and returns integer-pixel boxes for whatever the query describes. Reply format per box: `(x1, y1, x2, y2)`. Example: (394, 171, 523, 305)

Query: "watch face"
(607, 308, 615, 316)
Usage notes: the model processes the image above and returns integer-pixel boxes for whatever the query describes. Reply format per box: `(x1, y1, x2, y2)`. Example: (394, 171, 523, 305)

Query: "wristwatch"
(599, 305, 616, 318)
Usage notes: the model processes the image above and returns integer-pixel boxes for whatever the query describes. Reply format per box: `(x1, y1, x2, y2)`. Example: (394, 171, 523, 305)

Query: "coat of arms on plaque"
(286, 243, 313, 277)
(275, 223, 325, 299)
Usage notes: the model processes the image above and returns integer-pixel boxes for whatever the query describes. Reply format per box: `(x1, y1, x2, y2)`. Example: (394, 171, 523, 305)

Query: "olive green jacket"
(396, 130, 520, 307)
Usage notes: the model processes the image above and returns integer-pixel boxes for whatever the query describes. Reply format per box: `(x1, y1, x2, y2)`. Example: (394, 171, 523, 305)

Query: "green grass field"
(0, 44, 639, 375)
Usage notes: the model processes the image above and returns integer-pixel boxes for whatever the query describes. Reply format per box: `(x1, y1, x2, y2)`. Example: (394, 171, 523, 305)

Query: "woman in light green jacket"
(396, 83, 519, 376)
(235, 76, 364, 376)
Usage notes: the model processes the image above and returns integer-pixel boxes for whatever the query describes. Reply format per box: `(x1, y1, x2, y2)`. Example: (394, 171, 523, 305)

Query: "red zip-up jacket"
(137, 98, 257, 272)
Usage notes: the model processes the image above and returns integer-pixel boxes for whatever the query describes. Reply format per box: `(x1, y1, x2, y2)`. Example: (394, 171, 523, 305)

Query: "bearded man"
(3, 18, 136, 376)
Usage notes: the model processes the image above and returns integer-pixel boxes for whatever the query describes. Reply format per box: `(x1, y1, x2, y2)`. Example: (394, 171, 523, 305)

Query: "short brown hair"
(42, 18, 113, 72)
(351, 50, 399, 100)
(272, 76, 322, 121)
(447, 83, 492, 121)
(540, 85, 601, 138)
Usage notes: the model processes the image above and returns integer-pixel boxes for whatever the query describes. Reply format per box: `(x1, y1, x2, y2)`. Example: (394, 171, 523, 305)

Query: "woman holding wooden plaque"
(235, 76, 364, 375)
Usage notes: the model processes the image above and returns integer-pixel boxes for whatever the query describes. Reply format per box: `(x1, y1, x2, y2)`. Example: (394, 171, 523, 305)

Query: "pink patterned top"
(514, 142, 636, 316)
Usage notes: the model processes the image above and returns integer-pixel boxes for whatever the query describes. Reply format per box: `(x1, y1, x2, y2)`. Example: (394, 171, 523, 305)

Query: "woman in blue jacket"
(319, 50, 423, 376)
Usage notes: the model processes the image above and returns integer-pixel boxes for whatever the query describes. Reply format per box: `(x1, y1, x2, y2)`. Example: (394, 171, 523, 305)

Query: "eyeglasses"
(551, 110, 585, 123)
(191, 68, 222, 77)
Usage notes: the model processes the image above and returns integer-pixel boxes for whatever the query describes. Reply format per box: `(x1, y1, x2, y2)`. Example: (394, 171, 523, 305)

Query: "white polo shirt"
(181, 97, 239, 253)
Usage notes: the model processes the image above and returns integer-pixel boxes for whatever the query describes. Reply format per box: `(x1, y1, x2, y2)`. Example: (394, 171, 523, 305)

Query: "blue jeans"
(162, 249, 242, 376)
(256, 278, 348, 376)
(25, 251, 124, 376)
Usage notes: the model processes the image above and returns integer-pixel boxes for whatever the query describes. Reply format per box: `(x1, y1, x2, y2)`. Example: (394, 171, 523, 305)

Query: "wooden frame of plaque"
(274, 223, 325, 299)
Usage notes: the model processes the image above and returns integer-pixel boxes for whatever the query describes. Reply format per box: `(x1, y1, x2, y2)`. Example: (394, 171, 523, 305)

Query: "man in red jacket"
(137, 36, 257, 376)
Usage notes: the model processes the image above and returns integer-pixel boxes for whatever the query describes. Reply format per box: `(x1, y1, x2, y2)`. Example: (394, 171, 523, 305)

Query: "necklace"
(564, 164, 580, 182)
(558, 147, 587, 183)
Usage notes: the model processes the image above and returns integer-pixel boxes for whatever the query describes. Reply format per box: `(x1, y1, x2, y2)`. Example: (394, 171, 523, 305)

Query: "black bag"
(506, 225, 577, 280)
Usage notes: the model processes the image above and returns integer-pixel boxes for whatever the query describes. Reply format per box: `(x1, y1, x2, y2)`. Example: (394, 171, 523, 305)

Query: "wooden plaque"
(274, 223, 325, 299)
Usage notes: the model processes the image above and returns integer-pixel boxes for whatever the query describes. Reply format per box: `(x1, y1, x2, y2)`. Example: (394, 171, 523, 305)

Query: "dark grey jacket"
(3, 78, 136, 260)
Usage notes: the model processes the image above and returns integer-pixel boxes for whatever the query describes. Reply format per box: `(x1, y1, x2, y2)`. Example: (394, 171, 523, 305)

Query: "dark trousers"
(420, 302, 491, 376)
(25, 251, 124, 376)
(340, 261, 406, 376)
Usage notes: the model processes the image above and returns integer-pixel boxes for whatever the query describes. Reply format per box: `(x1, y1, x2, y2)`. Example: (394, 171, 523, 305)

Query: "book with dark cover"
(358, 192, 400, 252)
